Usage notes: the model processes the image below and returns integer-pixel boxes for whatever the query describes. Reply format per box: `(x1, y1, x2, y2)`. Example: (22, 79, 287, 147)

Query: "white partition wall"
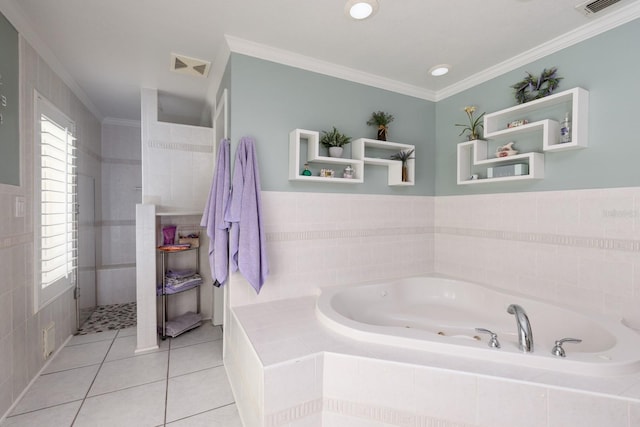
(140, 88, 214, 212)
(135, 203, 158, 353)
(135, 88, 215, 352)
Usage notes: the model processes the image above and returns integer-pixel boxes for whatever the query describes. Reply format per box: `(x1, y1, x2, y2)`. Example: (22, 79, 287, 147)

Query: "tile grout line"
(79, 378, 168, 400)
(5, 399, 85, 419)
(163, 338, 171, 427)
(167, 362, 225, 380)
(70, 330, 120, 426)
(166, 402, 237, 425)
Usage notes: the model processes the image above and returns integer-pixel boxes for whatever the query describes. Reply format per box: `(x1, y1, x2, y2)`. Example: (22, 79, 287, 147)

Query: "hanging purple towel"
(200, 139, 230, 286)
(225, 137, 269, 294)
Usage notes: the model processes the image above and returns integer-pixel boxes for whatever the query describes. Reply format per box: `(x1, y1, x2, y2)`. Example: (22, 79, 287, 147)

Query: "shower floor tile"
(76, 302, 137, 335)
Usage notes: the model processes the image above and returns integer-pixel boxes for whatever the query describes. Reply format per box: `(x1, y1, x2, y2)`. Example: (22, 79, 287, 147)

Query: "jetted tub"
(316, 276, 640, 376)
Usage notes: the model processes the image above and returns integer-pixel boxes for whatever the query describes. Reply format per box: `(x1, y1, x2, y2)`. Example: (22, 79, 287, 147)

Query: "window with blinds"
(35, 92, 77, 311)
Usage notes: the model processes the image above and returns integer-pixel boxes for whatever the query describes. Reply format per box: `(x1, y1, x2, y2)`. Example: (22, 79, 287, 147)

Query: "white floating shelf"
(484, 87, 588, 151)
(289, 129, 364, 184)
(352, 138, 415, 186)
(457, 140, 544, 185)
(457, 87, 588, 185)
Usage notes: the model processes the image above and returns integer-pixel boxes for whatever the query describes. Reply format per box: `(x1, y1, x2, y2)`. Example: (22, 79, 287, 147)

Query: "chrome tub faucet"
(507, 304, 533, 352)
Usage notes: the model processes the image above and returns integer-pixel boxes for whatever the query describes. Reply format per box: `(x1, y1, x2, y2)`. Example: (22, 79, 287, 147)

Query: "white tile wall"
(0, 37, 101, 419)
(96, 267, 137, 306)
(229, 191, 435, 307)
(434, 187, 640, 329)
(228, 184, 640, 427)
(98, 122, 141, 306)
(140, 88, 214, 213)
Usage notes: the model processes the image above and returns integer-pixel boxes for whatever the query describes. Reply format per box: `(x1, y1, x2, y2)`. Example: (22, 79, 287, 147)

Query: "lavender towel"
(224, 137, 269, 294)
(200, 139, 231, 285)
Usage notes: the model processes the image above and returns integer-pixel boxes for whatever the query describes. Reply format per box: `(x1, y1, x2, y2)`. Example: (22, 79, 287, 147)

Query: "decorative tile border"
(76, 144, 101, 163)
(266, 226, 433, 243)
(101, 156, 142, 165)
(435, 226, 640, 253)
(0, 232, 33, 249)
(99, 220, 136, 227)
(266, 398, 478, 427)
(147, 139, 213, 153)
(265, 398, 323, 427)
(98, 263, 136, 270)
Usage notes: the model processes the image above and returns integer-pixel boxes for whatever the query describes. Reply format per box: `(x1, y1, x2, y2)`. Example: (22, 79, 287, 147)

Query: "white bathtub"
(316, 276, 640, 376)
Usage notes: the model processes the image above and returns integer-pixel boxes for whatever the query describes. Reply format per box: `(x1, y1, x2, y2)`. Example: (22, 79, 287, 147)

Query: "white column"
(135, 203, 158, 353)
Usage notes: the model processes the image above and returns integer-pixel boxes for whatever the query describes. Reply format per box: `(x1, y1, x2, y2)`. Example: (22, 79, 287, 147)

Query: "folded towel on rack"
(158, 273, 203, 295)
(164, 311, 202, 338)
(200, 139, 231, 286)
(224, 137, 269, 294)
(166, 269, 197, 279)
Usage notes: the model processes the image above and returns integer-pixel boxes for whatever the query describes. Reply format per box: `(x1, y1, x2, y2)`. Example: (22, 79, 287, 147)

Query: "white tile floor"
(1, 324, 243, 427)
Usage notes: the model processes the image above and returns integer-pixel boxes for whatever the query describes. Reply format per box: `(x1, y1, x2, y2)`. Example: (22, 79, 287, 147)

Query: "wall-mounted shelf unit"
(457, 139, 544, 185)
(457, 87, 588, 185)
(288, 129, 364, 184)
(351, 138, 415, 186)
(484, 87, 589, 152)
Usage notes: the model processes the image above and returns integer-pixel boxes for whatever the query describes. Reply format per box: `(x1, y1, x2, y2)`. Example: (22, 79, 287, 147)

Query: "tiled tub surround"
(228, 192, 435, 308)
(227, 296, 640, 427)
(223, 187, 640, 426)
(434, 187, 640, 330)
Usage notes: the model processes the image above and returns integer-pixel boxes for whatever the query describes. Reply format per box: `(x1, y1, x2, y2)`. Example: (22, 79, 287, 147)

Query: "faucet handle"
(551, 337, 582, 357)
(475, 328, 501, 348)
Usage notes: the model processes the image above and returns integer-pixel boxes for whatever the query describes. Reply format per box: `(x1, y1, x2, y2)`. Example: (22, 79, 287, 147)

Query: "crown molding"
(102, 117, 141, 127)
(435, 2, 640, 101)
(226, 3, 639, 103)
(0, 0, 104, 121)
(224, 35, 437, 102)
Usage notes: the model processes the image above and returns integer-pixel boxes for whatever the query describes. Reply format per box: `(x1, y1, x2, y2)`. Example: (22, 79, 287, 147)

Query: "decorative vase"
(401, 163, 409, 182)
(329, 147, 344, 158)
(377, 125, 388, 141)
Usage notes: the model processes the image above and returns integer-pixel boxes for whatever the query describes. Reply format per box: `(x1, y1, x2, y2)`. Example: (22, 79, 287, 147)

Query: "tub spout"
(507, 304, 533, 352)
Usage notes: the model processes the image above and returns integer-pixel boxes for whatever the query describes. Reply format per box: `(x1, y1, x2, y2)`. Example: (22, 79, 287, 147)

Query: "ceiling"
(4, 0, 639, 123)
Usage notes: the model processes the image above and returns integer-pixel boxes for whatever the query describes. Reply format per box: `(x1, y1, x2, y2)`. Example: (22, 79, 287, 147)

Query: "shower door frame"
(76, 173, 97, 329)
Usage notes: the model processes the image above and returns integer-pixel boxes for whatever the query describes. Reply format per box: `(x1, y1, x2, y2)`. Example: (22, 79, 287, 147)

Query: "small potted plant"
(320, 126, 351, 158)
(455, 106, 485, 141)
(390, 148, 415, 182)
(367, 111, 395, 141)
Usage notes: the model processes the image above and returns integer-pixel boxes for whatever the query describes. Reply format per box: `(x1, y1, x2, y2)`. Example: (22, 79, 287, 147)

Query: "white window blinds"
(35, 92, 77, 310)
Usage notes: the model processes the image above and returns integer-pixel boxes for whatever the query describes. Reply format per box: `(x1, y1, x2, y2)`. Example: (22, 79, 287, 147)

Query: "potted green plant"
(390, 148, 415, 182)
(455, 106, 485, 141)
(320, 126, 351, 158)
(367, 111, 395, 141)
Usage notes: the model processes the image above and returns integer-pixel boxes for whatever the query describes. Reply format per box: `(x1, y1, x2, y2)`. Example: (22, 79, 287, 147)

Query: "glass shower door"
(76, 174, 97, 329)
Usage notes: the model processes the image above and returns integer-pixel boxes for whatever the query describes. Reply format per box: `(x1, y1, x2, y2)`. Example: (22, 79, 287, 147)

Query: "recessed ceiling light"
(429, 64, 451, 77)
(345, 0, 379, 20)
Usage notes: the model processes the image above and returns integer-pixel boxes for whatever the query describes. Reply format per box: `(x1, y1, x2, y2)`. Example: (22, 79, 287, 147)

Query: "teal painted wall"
(435, 18, 640, 195)
(226, 19, 639, 197)
(229, 54, 436, 196)
(0, 11, 20, 186)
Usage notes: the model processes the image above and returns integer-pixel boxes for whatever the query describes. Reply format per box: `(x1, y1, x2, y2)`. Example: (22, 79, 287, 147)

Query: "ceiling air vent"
(170, 53, 211, 78)
(575, 0, 623, 16)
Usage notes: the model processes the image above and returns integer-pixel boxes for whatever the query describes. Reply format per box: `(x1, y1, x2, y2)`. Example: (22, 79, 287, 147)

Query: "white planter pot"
(329, 147, 344, 158)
